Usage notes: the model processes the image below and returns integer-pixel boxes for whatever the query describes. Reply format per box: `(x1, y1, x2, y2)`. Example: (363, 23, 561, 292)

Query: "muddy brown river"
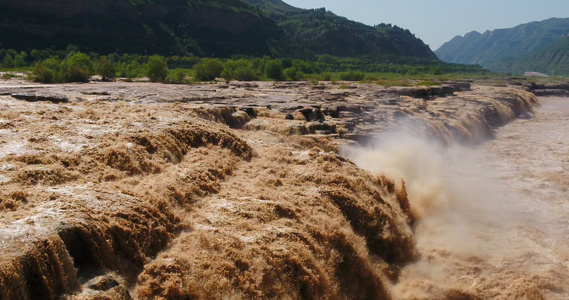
(344, 96, 569, 299)
(0, 79, 559, 299)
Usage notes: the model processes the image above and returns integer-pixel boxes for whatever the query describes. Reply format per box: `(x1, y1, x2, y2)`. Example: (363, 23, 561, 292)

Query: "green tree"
(194, 58, 223, 81)
(97, 56, 117, 81)
(284, 67, 302, 81)
(33, 57, 63, 83)
(339, 70, 365, 81)
(430, 66, 443, 75)
(2, 56, 15, 68)
(164, 69, 189, 84)
(63, 52, 94, 82)
(31, 49, 42, 61)
(233, 66, 257, 81)
(14, 52, 27, 68)
(264, 60, 283, 80)
(147, 55, 168, 82)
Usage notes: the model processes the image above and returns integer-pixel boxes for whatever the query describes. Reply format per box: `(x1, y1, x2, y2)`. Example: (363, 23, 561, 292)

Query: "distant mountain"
(243, 0, 438, 62)
(510, 33, 569, 75)
(0, 0, 439, 63)
(435, 18, 569, 73)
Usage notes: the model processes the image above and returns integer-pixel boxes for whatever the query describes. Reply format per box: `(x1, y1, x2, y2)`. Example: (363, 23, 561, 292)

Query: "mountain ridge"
(0, 0, 438, 63)
(243, 0, 437, 61)
(435, 17, 569, 72)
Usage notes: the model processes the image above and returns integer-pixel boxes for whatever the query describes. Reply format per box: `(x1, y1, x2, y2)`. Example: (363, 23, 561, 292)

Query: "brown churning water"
(342, 97, 569, 299)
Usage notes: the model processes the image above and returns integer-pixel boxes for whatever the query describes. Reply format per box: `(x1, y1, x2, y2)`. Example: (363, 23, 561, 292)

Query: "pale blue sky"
(282, 0, 569, 50)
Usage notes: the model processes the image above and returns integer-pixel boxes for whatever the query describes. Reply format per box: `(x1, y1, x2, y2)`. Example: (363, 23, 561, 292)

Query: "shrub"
(284, 67, 301, 81)
(194, 58, 223, 81)
(264, 60, 283, 80)
(147, 55, 168, 82)
(221, 68, 234, 82)
(1, 56, 15, 68)
(320, 72, 332, 81)
(32, 52, 93, 83)
(66, 67, 90, 82)
(430, 66, 443, 75)
(97, 56, 116, 81)
(33, 57, 63, 83)
(233, 66, 257, 81)
(63, 52, 94, 82)
(164, 69, 189, 84)
(14, 52, 27, 68)
(117, 61, 144, 79)
(339, 70, 365, 81)
(221, 59, 258, 82)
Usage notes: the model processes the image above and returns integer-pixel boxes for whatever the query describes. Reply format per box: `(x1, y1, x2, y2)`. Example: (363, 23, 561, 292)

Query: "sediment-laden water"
(0, 80, 553, 299)
(344, 96, 569, 299)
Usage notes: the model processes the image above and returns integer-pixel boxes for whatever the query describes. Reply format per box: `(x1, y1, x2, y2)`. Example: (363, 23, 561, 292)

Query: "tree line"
(0, 47, 489, 83)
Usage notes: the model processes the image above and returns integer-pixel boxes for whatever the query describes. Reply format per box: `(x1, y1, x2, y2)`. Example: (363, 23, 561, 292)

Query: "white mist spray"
(340, 129, 523, 298)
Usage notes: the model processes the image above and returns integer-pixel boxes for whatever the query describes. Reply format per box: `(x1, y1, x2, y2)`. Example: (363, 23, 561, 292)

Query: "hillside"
(510, 34, 569, 75)
(0, 0, 283, 57)
(435, 17, 569, 72)
(243, 0, 438, 62)
(0, 0, 439, 63)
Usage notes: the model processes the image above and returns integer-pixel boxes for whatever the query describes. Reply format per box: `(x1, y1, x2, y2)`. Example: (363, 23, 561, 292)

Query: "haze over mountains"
(436, 17, 569, 75)
(0, 0, 437, 63)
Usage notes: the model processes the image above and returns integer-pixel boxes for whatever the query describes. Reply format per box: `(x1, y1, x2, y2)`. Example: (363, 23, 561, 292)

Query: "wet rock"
(441, 85, 456, 95)
(532, 89, 569, 96)
(321, 105, 340, 118)
(86, 275, 120, 291)
(389, 86, 430, 98)
(81, 90, 111, 96)
(313, 108, 326, 122)
(311, 84, 326, 90)
(298, 107, 325, 122)
(443, 81, 471, 92)
(82, 275, 133, 300)
(338, 105, 363, 114)
(429, 86, 443, 96)
(299, 108, 313, 121)
(240, 106, 257, 118)
(11, 93, 69, 103)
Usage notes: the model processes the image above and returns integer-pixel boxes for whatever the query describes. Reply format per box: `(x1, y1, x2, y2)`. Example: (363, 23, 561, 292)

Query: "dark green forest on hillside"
(0, 0, 437, 63)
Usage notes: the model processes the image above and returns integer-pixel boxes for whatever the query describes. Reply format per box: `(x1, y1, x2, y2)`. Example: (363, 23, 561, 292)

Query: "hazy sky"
(282, 0, 569, 50)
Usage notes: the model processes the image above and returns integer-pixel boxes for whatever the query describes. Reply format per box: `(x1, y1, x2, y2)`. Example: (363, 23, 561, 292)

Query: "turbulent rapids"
(0, 77, 562, 299)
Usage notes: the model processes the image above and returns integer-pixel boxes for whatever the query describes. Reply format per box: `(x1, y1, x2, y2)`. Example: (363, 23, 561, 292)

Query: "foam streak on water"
(341, 97, 569, 299)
